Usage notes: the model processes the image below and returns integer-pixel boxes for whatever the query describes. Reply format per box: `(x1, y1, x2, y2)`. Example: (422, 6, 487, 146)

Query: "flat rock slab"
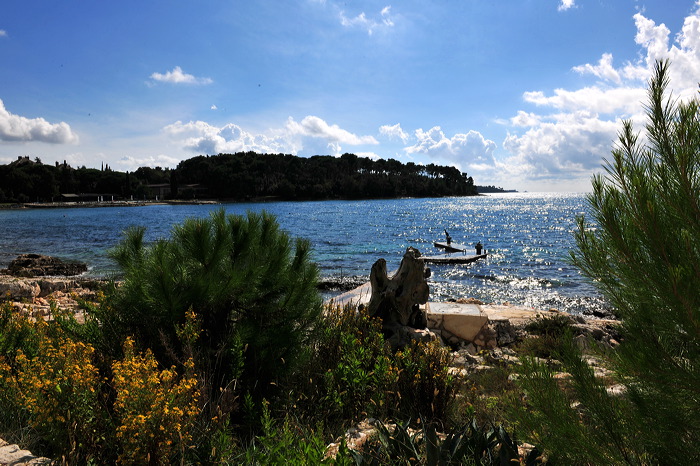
(330, 280, 373, 308)
(427, 302, 489, 344)
(0, 439, 51, 465)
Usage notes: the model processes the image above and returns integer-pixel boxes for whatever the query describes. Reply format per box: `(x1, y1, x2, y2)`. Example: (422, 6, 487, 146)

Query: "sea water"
(0, 192, 605, 315)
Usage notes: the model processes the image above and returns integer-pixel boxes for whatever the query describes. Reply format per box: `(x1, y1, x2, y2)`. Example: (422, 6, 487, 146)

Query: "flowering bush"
(112, 337, 200, 464)
(3, 327, 106, 462)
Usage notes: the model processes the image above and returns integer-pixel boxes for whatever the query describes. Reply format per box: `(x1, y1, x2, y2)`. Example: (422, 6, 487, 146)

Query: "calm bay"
(0, 192, 604, 315)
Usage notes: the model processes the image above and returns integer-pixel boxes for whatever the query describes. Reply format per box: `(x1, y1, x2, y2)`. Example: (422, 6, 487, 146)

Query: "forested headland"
(0, 151, 479, 203)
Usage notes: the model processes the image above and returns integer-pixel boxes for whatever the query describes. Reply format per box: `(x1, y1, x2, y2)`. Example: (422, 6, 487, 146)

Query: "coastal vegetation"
(0, 60, 697, 463)
(0, 152, 477, 204)
(515, 60, 700, 463)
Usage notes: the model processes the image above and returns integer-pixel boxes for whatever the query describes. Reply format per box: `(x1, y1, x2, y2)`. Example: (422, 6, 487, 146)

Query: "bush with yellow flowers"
(112, 337, 200, 464)
(1, 323, 106, 463)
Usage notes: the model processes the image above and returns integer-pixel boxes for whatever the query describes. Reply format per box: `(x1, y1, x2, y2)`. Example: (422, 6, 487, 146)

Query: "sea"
(0, 192, 607, 315)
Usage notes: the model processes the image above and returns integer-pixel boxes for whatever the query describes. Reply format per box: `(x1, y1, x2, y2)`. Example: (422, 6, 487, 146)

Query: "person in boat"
(475, 241, 483, 255)
(444, 229, 452, 244)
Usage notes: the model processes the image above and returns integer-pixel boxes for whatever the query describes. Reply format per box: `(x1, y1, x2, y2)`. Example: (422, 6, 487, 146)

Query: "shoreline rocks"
(2, 253, 87, 278)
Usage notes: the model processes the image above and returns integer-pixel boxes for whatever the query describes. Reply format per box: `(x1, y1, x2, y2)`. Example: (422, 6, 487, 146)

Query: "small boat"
(433, 241, 469, 253)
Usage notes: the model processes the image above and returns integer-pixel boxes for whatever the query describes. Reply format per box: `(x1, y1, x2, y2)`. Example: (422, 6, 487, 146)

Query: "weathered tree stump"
(367, 247, 433, 348)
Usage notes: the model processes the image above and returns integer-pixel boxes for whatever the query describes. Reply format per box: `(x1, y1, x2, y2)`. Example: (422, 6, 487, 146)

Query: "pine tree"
(516, 60, 700, 464)
(104, 209, 323, 402)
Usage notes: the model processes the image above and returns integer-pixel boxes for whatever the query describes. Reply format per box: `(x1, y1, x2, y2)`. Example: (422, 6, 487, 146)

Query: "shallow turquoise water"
(0, 193, 604, 314)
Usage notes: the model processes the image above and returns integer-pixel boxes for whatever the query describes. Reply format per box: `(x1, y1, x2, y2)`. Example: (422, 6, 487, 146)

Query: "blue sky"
(2, 1, 700, 191)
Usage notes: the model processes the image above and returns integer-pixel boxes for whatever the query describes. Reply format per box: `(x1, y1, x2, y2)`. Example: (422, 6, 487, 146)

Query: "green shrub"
(291, 303, 459, 432)
(291, 304, 395, 428)
(353, 418, 542, 465)
(392, 339, 457, 424)
(517, 313, 574, 359)
(103, 209, 323, 410)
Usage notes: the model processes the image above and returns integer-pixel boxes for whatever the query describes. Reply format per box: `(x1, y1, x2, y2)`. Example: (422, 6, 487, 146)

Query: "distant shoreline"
(0, 199, 221, 210)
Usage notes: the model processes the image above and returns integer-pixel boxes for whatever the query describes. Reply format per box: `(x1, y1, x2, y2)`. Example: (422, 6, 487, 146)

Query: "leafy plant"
(353, 418, 542, 465)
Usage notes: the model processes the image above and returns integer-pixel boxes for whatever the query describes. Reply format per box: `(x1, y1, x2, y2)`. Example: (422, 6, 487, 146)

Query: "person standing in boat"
(444, 229, 452, 245)
(475, 241, 483, 255)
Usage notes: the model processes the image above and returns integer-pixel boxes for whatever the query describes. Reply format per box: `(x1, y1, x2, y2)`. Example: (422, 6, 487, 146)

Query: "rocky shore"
(0, 257, 621, 463)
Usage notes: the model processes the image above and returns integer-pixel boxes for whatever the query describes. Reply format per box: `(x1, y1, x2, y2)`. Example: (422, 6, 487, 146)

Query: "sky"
(2, 1, 700, 192)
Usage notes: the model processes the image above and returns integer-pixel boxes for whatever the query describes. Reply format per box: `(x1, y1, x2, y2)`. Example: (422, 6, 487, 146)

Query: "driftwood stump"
(367, 247, 432, 348)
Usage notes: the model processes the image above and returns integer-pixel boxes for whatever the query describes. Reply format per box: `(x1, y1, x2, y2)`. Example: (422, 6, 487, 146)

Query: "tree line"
(0, 152, 478, 203)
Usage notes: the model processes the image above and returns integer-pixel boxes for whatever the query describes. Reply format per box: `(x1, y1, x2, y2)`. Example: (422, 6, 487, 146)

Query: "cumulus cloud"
(558, 0, 576, 12)
(286, 115, 379, 145)
(150, 66, 213, 85)
(503, 111, 619, 176)
(164, 115, 377, 156)
(404, 126, 496, 171)
(0, 30, 7, 37)
(523, 86, 645, 116)
(379, 123, 410, 143)
(573, 53, 621, 84)
(0, 98, 78, 144)
(494, 5, 700, 188)
(340, 5, 394, 35)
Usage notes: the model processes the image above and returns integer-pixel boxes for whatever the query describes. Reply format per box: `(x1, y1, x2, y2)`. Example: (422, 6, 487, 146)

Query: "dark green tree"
(104, 209, 323, 407)
(516, 60, 700, 464)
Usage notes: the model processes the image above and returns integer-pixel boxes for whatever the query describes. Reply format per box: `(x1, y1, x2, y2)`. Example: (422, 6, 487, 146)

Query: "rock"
(489, 319, 520, 346)
(0, 279, 41, 299)
(5, 254, 87, 277)
(426, 301, 491, 346)
(0, 439, 51, 465)
(455, 297, 484, 305)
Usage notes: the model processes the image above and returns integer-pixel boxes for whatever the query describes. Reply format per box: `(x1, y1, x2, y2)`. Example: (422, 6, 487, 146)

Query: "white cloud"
(510, 111, 541, 127)
(379, 123, 409, 143)
(285, 116, 379, 145)
(404, 126, 496, 170)
(558, 0, 575, 12)
(523, 86, 645, 115)
(494, 5, 700, 189)
(503, 111, 619, 177)
(573, 53, 621, 84)
(210, 104, 217, 110)
(164, 115, 377, 156)
(150, 66, 213, 85)
(0, 30, 7, 37)
(340, 5, 394, 35)
(0, 98, 78, 144)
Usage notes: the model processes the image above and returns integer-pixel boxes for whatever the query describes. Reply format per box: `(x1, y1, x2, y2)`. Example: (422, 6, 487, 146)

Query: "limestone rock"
(5, 254, 87, 278)
(0, 279, 41, 300)
(0, 439, 51, 465)
(426, 301, 492, 347)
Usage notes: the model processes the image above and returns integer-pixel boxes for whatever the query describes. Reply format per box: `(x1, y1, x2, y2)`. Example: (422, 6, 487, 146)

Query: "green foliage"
(292, 304, 395, 426)
(175, 151, 477, 200)
(392, 340, 457, 424)
(292, 304, 459, 430)
(518, 313, 574, 359)
(517, 60, 700, 463)
(354, 419, 541, 465)
(104, 209, 323, 407)
(0, 151, 477, 203)
(238, 400, 341, 465)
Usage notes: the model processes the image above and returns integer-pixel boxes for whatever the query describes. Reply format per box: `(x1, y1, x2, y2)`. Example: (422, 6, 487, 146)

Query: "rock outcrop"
(3, 253, 87, 277)
(0, 439, 51, 465)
